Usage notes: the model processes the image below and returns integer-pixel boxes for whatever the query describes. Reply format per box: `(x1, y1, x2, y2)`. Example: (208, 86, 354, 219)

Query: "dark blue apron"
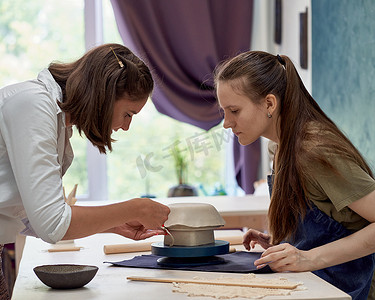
(267, 174, 375, 300)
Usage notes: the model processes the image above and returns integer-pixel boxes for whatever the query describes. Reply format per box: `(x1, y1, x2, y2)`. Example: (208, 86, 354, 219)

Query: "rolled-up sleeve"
(0, 85, 71, 243)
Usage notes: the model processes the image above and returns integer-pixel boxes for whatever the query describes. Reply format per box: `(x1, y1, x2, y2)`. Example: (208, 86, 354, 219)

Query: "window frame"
(82, 0, 108, 201)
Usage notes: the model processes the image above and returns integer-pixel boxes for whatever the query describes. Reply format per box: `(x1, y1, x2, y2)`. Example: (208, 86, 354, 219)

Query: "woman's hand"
(254, 243, 315, 272)
(130, 198, 170, 229)
(106, 221, 166, 240)
(243, 228, 272, 250)
(65, 198, 169, 240)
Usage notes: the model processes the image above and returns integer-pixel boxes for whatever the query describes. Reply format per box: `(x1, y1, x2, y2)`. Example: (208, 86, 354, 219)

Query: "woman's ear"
(265, 94, 278, 115)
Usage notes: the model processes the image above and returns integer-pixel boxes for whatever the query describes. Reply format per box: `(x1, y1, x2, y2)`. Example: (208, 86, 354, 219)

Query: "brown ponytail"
(215, 51, 373, 244)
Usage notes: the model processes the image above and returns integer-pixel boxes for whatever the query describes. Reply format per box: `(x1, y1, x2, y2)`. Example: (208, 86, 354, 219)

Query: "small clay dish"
(33, 264, 98, 289)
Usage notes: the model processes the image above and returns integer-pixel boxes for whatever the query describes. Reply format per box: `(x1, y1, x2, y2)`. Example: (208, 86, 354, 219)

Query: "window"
(1, 0, 242, 202)
(0, 0, 84, 85)
(107, 101, 227, 199)
(0, 0, 88, 196)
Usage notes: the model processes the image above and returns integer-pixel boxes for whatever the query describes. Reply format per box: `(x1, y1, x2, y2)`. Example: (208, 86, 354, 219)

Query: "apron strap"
(0, 245, 10, 300)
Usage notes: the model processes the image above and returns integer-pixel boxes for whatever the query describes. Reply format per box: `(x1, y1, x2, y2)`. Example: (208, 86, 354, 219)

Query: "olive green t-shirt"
(303, 152, 375, 231)
(268, 141, 375, 231)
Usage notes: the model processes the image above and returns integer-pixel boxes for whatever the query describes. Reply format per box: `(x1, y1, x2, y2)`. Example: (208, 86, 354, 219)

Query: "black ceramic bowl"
(33, 264, 98, 289)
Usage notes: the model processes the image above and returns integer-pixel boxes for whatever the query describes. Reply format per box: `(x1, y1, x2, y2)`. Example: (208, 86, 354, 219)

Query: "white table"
(15, 194, 270, 271)
(151, 195, 270, 216)
(12, 231, 351, 300)
(157, 195, 270, 230)
(107, 194, 270, 230)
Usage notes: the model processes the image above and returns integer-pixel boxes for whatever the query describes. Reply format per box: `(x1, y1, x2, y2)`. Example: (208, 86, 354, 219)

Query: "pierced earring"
(267, 112, 272, 118)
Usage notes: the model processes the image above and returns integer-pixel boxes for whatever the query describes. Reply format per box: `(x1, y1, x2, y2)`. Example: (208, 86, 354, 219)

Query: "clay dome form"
(163, 203, 225, 246)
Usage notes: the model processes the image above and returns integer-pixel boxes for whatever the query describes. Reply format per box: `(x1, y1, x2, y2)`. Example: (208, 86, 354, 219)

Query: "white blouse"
(0, 69, 73, 244)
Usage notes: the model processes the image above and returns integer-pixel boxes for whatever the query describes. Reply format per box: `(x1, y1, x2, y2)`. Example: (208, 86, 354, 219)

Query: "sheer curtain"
(110, 0, 260, 193)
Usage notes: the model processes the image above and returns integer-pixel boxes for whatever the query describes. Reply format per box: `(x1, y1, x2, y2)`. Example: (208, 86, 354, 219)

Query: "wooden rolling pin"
(103, 235, 243, 255)
(127, 276, 299, 290)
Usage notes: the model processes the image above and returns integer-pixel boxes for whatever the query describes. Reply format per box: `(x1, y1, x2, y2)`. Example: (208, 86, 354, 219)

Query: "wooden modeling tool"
(63, 184, 78, 206)
(126, 276, 299, 290)
(47, 246, 83, 253)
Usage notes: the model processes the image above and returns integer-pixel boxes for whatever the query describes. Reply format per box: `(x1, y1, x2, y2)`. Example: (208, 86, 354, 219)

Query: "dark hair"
(48, 43, 153, 154)
(214, 51, 373, 244)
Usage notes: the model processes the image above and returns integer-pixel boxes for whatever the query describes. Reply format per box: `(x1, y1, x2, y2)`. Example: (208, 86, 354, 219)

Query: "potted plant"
(167, 143, 198, 197)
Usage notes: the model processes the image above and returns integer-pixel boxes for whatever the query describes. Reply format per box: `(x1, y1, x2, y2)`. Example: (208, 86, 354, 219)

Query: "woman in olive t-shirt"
(214, 51, 375, 300)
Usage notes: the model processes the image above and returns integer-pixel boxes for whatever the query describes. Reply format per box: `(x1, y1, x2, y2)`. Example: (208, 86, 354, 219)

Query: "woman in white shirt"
(0, 43, 170, 299)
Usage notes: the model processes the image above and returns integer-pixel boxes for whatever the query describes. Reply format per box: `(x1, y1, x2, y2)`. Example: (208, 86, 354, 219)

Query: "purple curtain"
(111, 0, 259, 193)
(233, 138, 261, 194)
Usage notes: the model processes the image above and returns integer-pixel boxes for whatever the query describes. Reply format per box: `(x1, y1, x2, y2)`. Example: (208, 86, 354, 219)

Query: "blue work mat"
(104, 251, 272, 273)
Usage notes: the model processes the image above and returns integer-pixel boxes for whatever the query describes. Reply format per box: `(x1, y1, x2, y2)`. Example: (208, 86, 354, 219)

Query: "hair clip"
(110, 47, 124, 68)
(277, 54, 286, 69)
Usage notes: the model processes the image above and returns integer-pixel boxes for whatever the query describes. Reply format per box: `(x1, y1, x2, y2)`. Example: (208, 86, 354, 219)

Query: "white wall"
(251, 0, 312, 179)
(275, 0, 312, 92)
